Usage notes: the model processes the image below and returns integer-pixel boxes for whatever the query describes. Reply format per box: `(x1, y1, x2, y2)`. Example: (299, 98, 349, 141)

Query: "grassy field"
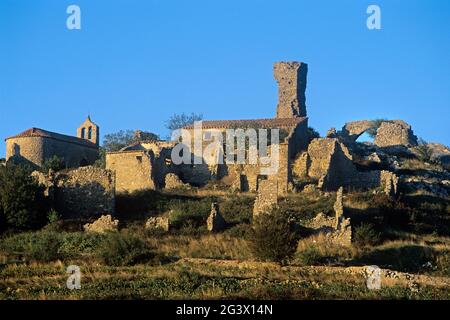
(1, 187, 449, 300)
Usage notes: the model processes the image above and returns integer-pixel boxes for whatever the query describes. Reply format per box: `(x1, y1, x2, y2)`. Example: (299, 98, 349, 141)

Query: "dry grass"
(147, 234, 252, 260)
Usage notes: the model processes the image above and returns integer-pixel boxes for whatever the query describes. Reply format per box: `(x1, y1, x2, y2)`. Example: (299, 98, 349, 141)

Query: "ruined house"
(106, 61, 310, 195)
(5, 116, 100, 169)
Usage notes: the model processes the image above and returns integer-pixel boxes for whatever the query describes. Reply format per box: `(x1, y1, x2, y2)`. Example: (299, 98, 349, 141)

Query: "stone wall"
(6, 136, 98, 169)
(253, 180, 278, 217)
(307, 138, 358, 190)
(106, 150, 154, 192)
(33, 166, 115, 219)
(374, 120, 418, 148)
(274, 61, 308, 118)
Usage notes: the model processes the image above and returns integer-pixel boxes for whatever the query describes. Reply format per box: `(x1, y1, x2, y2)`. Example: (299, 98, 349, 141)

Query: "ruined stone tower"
(274, 61, 308, 118)
(77, 116, 100, 146)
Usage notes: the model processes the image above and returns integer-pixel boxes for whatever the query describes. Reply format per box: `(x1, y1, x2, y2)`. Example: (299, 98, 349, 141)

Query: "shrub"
(97, 232, 154, 266)
(168, 198, 212, 229)
(47, 209, 60, 224)
(0, 164, 48, 230)
(0, 231, 63, 262)
(250, 210, 299, 263)
(41, 155, 65, 173)
(295, 246, 324, 265)
(353, 223, 381, 247)
(219, 196, 254, 224)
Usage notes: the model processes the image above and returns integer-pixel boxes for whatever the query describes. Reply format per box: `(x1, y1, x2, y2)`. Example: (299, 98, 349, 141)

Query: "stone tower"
(274, 61, 308, 118)
(77, 116, 99, 146)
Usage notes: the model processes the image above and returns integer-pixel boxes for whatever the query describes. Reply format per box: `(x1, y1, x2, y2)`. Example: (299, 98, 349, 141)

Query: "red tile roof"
(183, 117, 307, 129)
(5, 128, 98, 148)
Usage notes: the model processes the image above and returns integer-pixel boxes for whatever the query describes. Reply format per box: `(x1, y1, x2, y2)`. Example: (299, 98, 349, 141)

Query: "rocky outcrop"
(84, 214, 119, 233)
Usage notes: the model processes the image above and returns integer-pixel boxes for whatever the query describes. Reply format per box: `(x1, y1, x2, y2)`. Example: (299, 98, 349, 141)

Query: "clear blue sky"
(1, 0, 449, 157)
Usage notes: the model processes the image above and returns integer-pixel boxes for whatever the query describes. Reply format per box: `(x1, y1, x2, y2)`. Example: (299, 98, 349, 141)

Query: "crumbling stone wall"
(374, 120, 418, 148)
(307, 138, 357, 190)
(106, 150, 154, 192)
(54, 166, 115, 218)
(253, 180, 278, 217)
(306, 187, 352, 246)
(33, 166, 115, 219)
(274, 61, 308, 118)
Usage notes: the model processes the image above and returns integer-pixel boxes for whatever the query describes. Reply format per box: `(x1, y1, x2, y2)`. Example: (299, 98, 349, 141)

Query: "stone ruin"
(84, 214, 119, 233)
(207, 203, 227, 232)
(293, 135, 400, 197)
(32, 166, 115, 219)
(253, 180, 278, 217)
(338, 120, 418, 148)
(164, 173, 189, 190)
(145, 216, 170, 232)
(307, 187, 352, 246)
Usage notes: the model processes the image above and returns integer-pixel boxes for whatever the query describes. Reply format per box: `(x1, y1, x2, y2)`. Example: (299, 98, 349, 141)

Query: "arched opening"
(81, 128, 86, 139)
(356, 131, 375, 144)
(88, 127, 92, 140)
(80, 159, 88, 167)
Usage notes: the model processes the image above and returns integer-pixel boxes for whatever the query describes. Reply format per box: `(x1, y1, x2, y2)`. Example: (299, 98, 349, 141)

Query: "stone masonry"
(207, 203, 227, 232)
(274, 61, 308, 118)
(374, 120, 418, 148)
(33, 166, 115, 219)
(253, 180, 278, 217)
(84, 214, 119, 233)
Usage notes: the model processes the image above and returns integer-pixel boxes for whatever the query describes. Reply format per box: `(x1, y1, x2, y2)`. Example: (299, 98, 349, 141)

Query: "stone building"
(106, 61, 310, 194)
(5, 116, 99, 169)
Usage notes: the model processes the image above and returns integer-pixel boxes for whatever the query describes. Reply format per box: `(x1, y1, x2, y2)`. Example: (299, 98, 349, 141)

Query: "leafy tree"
(0, 164, 48, 231)
(94, 147, 106, 169)
(165, 112, 203, 132)
(250, 209, 299, 263)
(41, 155, 65, 173)
(102, 130, 159, 152)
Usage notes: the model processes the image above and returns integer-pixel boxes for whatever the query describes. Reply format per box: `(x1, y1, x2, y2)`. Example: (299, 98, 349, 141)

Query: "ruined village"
(1, 61, 449, 299)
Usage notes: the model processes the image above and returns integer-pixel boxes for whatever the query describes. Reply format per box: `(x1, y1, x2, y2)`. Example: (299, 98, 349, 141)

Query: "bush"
(0, 231, 63, 262)
(295, 246, 324, 265)
(0, 164, 48, 231)
(41, 155, 65, 173)
(168, 198, 212, 229)
(250, 210, 299, 263)
(353, 223, 381, 247)
(97, 232, 154, 266)
(47, 209, 60, 224)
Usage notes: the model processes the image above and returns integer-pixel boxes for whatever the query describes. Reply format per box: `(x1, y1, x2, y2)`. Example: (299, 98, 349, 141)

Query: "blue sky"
(1, 0, 449, 157)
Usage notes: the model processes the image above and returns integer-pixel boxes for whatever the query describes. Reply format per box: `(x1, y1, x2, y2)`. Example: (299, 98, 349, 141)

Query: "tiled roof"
(183, 117, 307, 129)
(5, 128, 98, 148)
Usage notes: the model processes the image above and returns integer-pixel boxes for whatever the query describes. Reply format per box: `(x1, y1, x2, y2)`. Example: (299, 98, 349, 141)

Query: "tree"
(103, 130, 159, 152)
(165, 113, 203, 132)
(0, 164, 48, 231)
(41, 155, 65, 173)
(250, 210, 299, 264)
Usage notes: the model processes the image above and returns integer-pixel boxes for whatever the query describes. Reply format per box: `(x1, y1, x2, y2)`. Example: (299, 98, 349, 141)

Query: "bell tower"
(77, 116, 99, 146)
